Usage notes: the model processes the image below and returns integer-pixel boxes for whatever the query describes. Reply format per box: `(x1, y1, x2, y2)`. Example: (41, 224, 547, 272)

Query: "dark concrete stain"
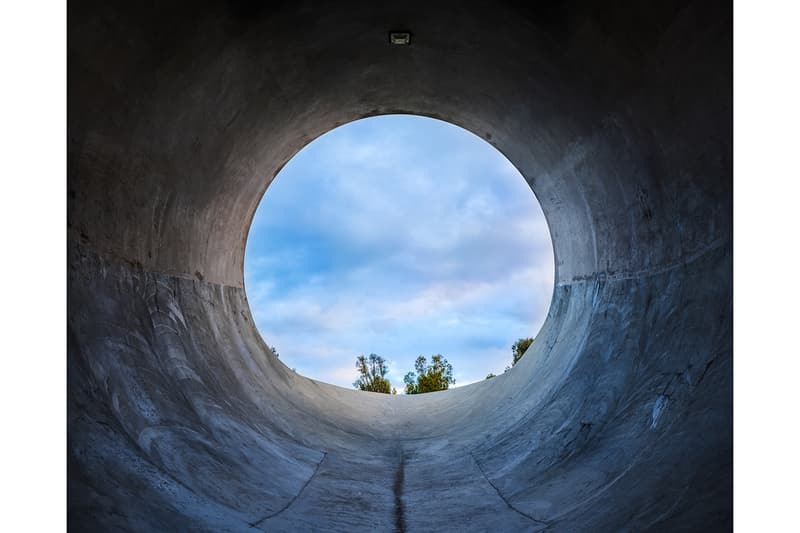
(393, 451, 406, 533)
(638, 187, 654, 221)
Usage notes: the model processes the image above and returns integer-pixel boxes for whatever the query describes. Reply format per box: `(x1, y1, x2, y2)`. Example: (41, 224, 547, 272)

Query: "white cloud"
(244, 115, 554, 388)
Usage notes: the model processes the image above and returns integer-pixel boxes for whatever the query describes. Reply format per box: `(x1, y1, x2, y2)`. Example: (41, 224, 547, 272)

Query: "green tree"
(485, 373, 496, 380)
(511, 337, 534, 366)
(404, 354, 455, 394)
(353, 354, 392, 393)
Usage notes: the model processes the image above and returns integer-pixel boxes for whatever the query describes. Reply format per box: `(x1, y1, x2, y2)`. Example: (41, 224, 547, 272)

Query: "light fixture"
(389, 31, 411, 45)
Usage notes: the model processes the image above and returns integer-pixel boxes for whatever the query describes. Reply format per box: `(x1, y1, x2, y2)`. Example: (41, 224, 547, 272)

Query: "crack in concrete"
(470, 453, 551, 528)
(249, 451, 328, 529)
(697, 351, 722, 385)
(562, 237, 729, 286)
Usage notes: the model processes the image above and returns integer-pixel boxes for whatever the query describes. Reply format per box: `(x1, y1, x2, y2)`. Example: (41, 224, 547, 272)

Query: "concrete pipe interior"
(68, 1, 732, 531)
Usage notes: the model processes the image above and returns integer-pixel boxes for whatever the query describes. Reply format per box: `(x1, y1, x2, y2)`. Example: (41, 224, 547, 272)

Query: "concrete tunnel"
(67, 0, 732, 531)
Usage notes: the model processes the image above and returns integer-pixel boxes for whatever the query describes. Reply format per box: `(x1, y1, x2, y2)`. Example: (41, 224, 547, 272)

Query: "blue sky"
(244, 115, 553, 391)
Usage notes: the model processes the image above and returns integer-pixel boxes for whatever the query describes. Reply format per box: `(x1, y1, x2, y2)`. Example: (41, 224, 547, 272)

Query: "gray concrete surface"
(68, 1, 732, 531)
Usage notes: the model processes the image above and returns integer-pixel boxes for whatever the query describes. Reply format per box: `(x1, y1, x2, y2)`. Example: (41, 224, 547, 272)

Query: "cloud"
(244, 115, 554, 389)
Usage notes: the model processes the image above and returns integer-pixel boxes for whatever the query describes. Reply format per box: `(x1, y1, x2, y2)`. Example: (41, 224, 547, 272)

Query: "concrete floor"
(68, 1, 732, 531)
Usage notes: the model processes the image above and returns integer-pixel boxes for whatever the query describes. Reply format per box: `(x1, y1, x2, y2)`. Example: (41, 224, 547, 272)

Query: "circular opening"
(244, 115, 554, 391)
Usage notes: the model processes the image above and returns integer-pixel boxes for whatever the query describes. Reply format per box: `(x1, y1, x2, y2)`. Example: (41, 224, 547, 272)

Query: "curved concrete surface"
(68, 1, 732, 531)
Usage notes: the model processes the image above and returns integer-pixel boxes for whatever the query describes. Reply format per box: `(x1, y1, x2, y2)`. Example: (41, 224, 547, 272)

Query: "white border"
(735, 0, 800, 529)
(0, 2, 66, 531)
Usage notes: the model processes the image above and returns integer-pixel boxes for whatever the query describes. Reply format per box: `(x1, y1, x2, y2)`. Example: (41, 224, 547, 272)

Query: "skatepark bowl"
(68, 1, 732, 531)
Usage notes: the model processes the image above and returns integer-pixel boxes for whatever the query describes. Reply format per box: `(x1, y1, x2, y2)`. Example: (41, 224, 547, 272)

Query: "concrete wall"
(68, 1, 732, 531)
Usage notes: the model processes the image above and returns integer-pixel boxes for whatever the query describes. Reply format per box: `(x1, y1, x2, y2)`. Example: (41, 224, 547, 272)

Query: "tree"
(404, 354, 455, 394)
(511, 337, 534, 366)
(485, 373, 496, 380)
(353, 353, 392, 394)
